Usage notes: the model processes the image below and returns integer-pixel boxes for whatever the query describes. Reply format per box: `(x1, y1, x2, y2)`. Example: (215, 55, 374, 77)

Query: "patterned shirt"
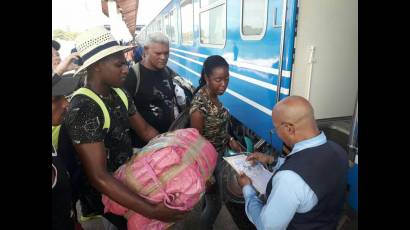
(189, 87, 230, 156)
(64, 87, 137, 172)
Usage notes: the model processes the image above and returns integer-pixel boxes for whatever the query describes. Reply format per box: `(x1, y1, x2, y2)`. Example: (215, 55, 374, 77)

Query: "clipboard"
(223, 153, 273, 194)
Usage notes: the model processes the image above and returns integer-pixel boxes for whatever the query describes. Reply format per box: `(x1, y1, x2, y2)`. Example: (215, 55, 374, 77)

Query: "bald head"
(274, 96, 315, 124)
(272, 96, 319, 144)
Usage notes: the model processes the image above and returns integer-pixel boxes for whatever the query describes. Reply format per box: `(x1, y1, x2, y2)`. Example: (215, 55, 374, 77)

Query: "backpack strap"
(131, 62, 141, 96)
(112, 88, 129, 111)
(164, 66, 183, 112)
(73, 88, 111, 130)
(72, 88, 129, 131)
(52, 125, 61, 151)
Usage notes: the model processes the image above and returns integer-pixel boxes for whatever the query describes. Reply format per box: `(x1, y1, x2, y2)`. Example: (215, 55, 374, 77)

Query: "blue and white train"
(138, 0, 358, 212)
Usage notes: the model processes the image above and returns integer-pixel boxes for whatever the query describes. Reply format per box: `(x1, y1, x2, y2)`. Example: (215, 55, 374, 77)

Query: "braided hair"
(199, 55, 229, 88)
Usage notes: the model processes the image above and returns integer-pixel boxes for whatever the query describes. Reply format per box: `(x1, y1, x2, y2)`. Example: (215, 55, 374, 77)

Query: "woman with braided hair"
(190, 55, 244, 229)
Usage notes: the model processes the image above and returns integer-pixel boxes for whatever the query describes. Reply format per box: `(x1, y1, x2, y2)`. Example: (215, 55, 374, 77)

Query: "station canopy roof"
(101, 0, 139, 36)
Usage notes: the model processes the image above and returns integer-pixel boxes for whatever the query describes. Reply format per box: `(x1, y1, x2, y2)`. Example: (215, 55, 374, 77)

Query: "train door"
(269, 0, 298, 150)
(218, 0, 299, 205)
(220, 0, 299, 152)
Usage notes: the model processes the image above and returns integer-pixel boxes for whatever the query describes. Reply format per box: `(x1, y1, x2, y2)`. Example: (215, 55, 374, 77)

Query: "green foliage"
(52, 29, 80, 41)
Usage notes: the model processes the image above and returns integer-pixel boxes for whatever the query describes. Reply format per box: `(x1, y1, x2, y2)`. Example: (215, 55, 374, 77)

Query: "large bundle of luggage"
(102, 128, 218, 230)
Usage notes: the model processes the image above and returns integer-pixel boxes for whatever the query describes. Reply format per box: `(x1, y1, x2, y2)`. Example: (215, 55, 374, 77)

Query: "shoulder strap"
(72, 87, 110, 130)
(164, 66, 170, 77)
(52, 125, 61, 151)
(165, 67, 176, 92)
(112, 88, 129, 111)
(164, 66, 182, 112)
(131, 62, 141, 96)
(165, 66, 178, 79)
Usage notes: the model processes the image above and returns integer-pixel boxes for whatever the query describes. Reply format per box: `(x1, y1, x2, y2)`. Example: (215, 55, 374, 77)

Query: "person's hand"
(205, 176, 216, 192)
(236, 172, 251, 188)
(229, 138, 245, 153)
(151, 202, 189, 222)
(246, 152, 274, 165)
(54, 52, 80, 76)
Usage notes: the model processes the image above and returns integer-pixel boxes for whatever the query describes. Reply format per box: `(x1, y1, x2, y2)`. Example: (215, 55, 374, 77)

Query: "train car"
(138, 0, 358, 215)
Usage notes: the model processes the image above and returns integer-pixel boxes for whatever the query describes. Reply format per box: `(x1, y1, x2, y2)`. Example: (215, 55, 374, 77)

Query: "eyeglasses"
(269, 123, 285, 135)
(269, 122, 288, 152)
(269, 127, 277, 150)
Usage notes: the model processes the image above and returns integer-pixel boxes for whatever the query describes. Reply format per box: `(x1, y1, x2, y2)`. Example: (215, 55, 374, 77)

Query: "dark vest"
(266, 141, 348, 230)
(52, 145, 74, 230)
(57, 124, 82, 199)
(57, 124, 104, 217)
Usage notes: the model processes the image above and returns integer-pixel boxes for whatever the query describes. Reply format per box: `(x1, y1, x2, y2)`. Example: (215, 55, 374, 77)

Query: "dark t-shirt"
(63, 87, 137, 216)
(124, 64, 176, 135)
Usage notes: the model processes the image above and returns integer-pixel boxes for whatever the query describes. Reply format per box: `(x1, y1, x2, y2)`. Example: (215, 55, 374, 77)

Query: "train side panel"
(162, 0, 298, 149)
(140, 0, 357, 151)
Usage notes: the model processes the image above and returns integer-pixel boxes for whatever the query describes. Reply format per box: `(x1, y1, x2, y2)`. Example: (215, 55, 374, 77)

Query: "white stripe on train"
(168, 58, 283, 116)
(169, 54, 289, 95)
(170, 47, 291, 77)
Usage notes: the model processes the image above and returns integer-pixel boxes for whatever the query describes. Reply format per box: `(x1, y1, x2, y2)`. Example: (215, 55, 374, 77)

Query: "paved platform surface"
(76, 200, 357, 230)
(77, 200, 241, 230)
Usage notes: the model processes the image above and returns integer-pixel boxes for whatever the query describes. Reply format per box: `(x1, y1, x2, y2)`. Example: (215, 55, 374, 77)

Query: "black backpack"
(168, 86, 200, 131)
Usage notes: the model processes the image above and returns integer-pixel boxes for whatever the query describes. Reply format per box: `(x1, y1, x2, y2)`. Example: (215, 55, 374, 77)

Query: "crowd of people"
(52, 26, 348, 230)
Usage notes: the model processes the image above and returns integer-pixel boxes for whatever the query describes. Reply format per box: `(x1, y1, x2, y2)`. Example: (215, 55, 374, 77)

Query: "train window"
(154, 20, 159, 32)
(200, 0, 219, 8)
(164, 14, 170, 37)
(200, 1, 226, 47)
(241, 0, 267, 40)
(180, 0, 193, 44)
(156, 19, 162, 32)
(170, 9, 179, 43)
(160, 17, 165, 34)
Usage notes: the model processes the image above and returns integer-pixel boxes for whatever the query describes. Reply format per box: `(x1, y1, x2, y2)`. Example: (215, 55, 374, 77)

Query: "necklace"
(205, 87, 221, 107)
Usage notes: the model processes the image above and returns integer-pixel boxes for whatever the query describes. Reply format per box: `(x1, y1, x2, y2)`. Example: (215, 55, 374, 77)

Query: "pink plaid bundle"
(102, 128, 218, 230)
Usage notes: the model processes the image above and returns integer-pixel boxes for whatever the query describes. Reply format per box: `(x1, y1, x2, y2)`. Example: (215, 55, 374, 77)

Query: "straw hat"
(73, 26, 133, 77)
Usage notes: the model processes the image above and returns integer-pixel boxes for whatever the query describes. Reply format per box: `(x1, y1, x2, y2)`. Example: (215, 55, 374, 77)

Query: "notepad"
(223, 154, 273, 195)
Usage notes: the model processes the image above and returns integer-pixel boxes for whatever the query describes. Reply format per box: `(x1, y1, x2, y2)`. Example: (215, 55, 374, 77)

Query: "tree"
(52, 29, 80, 41)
